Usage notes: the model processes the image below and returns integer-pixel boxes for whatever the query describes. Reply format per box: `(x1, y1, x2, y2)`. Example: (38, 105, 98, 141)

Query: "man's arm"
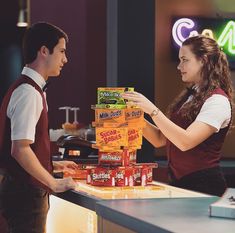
(11, 139, 76, 192)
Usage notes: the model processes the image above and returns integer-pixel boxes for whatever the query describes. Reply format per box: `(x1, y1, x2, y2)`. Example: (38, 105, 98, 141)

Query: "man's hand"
(53, 160, 78, 174)
(50, 177, 77, 193)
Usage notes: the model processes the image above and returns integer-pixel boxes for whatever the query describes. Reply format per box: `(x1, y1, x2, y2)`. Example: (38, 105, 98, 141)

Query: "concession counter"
(46, 89, 235, 233)
(45, 180, 235, 233)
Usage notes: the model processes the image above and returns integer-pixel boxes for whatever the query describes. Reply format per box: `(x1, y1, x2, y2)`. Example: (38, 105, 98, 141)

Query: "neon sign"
(172, 18, 198, 46)
(172, 17, 235, 55)
(217, 21, 235, 54)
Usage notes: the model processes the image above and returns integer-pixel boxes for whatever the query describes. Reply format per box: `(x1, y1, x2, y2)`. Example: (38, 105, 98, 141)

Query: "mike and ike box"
(97, 87, 134, 107)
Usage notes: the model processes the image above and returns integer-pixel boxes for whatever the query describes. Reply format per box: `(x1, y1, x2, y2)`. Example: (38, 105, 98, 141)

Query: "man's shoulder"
(11, 84, 42, 103)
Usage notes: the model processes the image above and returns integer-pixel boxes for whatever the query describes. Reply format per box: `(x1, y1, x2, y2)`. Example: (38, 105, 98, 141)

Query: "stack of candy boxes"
(87, 87, 157, 187)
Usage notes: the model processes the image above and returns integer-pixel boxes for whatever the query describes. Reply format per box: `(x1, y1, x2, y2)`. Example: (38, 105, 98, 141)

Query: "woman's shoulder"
(210, 88, 227, 98)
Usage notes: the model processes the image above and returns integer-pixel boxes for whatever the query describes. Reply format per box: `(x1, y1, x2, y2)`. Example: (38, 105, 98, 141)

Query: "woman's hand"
(121, 91, 157, 114)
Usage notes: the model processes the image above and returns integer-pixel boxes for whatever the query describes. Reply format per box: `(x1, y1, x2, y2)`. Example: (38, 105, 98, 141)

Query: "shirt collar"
(21, 67, 46, 90)
(192, 84, 200, 92)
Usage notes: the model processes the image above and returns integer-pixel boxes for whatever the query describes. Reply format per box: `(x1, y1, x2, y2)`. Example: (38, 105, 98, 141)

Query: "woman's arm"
(122, 92, 217, 151)
(150, 110, 216, 151)
(143, 119, 166, 148)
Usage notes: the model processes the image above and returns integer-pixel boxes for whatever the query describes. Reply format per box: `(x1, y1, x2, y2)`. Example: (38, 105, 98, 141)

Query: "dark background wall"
(31, 0, 107, 129)
(0, 0, 26, 104)
(116, 0, 155, 161)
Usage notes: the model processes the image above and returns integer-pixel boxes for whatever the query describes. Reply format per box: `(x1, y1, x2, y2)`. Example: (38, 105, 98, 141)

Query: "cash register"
(54, 106, 98, 164)
(56, 134, 98, 164)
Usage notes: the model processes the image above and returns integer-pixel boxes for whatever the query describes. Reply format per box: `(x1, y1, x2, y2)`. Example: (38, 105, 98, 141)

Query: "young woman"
(122, 35, 234, 196)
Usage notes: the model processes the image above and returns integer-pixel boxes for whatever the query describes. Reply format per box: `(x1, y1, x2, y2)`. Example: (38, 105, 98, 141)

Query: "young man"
(0, 22, 76, 233)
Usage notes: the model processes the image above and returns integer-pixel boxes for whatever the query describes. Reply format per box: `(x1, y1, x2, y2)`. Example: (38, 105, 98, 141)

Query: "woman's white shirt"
(195, 94, 231, 132)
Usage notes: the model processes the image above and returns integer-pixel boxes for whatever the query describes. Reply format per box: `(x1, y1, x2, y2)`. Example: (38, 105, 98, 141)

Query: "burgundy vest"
(166, 88, 230, 180)
(0, 75, 52, 189)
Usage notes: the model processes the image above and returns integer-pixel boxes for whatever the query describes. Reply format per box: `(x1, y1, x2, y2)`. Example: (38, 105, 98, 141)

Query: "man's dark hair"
(23, 22, 68, 64)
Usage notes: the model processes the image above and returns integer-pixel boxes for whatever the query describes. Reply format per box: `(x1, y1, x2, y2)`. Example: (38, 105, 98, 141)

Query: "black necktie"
(186, 87, 196, 96)
(43, 81, 50, 92)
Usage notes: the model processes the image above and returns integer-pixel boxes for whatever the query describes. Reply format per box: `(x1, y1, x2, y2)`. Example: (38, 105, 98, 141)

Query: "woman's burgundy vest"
(166, 88, 230, 180)
(0, 75, 52, 189)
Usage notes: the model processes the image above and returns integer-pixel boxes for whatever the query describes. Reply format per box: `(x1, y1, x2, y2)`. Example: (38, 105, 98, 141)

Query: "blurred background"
(1, 0, 235, 162)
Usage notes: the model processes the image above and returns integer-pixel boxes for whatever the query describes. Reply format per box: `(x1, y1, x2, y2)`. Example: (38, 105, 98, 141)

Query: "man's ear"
(39, 46, 49, 56)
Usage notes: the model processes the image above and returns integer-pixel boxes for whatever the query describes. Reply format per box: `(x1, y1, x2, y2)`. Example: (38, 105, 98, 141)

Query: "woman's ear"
(201, 55, 208, 65)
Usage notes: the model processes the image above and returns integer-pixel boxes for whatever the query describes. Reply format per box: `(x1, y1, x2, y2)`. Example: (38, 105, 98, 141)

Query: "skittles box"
(88, 167, 116, 186)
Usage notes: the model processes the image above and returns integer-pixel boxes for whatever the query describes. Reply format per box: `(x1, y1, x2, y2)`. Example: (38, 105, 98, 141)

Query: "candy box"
(95, 126, 143, 148)
(98, 149, 137, 166)
(93, 108, 145, 124)
(63, 164, 97, 180)
(94, 108, 125, 123)
(133, 165, 142, 186)
(95, 104, 126, 109)
(138, 163, 158, 183)
(95, 127, 128, 147)
(97, 87, 134, 105)
(125, 108, 144, 123)
(95, 108, 125, 123)
(89, 167, 116, 186)
(129, 149, 137, 164)
(92, 121, 128, 128)
(128, 127, 143, 148)
(115, 166, 134, 187)
(64, 169, 87, 180)
(98, 150, 124, 166)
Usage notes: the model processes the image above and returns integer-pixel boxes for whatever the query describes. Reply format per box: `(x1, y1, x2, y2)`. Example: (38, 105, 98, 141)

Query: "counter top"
(96, 197, 235, 233)
(55, 180, 208, 211)
(53, 181, 235, 233)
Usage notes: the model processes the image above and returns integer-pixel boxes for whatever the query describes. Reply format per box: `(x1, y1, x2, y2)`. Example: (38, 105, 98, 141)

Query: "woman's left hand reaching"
(121, 91, 157, 114)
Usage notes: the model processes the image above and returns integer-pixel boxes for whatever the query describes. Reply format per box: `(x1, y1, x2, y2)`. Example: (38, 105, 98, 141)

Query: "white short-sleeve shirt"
(195, 94, 231, 132)
(7, 67, 47, 142)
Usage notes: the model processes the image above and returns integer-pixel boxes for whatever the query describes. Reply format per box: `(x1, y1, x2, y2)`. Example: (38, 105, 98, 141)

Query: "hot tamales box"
(98, 149, 137, 166)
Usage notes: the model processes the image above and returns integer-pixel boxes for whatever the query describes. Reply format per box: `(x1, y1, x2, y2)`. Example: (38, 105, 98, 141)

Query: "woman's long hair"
(167, 35, 234, 125)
